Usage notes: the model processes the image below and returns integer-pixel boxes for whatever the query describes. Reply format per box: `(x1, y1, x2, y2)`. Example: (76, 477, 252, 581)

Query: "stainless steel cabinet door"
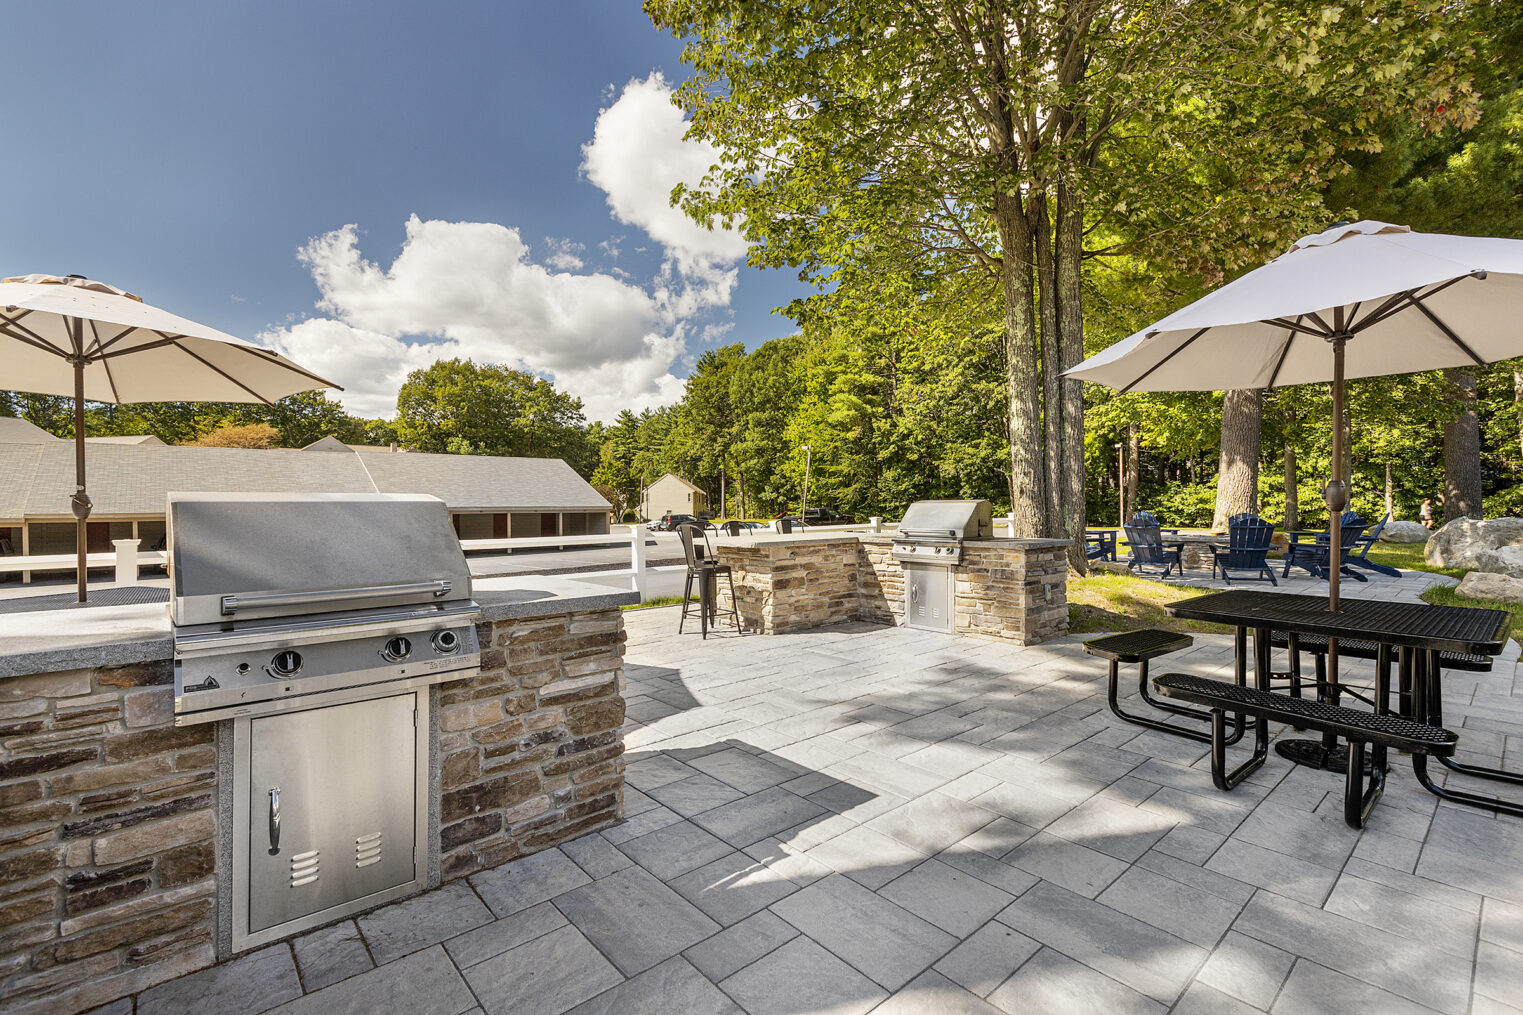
(905, 564, 953, 633)
(247, 694, 417, 933)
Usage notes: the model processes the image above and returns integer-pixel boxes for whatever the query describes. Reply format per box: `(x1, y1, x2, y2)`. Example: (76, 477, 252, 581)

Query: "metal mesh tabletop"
(1166, 590, 1510, 656)
(1083, 629, 1193, 662)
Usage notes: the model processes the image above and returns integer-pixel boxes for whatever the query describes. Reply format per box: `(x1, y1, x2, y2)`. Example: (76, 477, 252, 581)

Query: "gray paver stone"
(264, 946, 475, 1015)
(358, 880, 493, 965)
(137, 943, 301, 1015)
(461, 924, 621, 1015)
(719, 936, 886, 1015)
(565, 956, 742, 1015)
(291, 920, 373, 993)
(552, 864, 720, 975)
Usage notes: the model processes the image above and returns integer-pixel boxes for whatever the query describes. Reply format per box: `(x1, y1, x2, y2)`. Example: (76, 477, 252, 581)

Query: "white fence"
(1, 517, 955, 598)
(0, 540, 166, 585)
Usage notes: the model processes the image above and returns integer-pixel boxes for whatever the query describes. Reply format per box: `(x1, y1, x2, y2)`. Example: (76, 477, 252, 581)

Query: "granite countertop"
(715, 530, 1071, 550)
(0, 576, 639, 680)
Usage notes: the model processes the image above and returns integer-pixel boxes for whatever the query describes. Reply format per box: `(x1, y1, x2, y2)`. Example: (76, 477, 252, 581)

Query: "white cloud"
(261, 74, 752, 425)
(264, 318, 445, 418)
(581, 72, 748, 269)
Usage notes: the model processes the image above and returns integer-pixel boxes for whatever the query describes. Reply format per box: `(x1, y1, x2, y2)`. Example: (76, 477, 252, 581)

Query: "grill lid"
(896, 500, 993, 540)
(168, 492, 473, 627)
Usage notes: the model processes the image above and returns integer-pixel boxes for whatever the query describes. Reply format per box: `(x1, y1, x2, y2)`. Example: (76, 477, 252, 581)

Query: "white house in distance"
(640, 473, 708, 521)
(0, 418, 611, 565)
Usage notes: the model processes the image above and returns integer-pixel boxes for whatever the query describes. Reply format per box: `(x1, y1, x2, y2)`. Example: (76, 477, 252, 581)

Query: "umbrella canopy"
(1067, 222, 1523, 393)
(1066, 221, 1523, 610)
(0, 274, 341, 601)
(1, 274, 336, 402)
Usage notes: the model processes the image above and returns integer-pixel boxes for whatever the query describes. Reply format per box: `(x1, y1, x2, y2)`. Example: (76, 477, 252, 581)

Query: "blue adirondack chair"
(1123, 512, 1182, 578)
(1212, 513, 1278, 585)
(1283, 510, 1369, 582)
(1347, 512, 1400, 577)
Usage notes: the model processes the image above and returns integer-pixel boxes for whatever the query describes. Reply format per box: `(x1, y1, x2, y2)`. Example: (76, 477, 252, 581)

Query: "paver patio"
(122, 593, 1523, 1015)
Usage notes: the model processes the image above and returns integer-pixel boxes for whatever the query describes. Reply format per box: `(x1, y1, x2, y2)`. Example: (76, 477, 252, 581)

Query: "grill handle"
(896, 528, 959, 539)
(268, 787, 281, 854)
(221, 580, 453, 617)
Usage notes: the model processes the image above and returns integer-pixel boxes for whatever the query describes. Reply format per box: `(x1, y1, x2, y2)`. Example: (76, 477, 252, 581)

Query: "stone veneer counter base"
(716, 533, 1070, 644)
(0, 577, 635, 1015)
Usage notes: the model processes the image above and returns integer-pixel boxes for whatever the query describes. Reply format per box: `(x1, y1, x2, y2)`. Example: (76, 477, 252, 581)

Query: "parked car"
(801, 507, 854, 525)
(654, 513, 716, 533)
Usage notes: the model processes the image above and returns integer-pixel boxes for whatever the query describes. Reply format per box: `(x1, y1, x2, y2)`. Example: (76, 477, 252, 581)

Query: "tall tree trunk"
(1125, 423, 1140, 523)
(1055, 177, 1087, 570)
(1033, 193, 1062, 537)
(1384, 463, 1393, 520)
(1443, 368, 1482, 522)
(1212, 388, 1262, 530)
(1283, 445, 1299, 531)
(996, 193, 1045, 536)
(1514, 368, 1523, 462)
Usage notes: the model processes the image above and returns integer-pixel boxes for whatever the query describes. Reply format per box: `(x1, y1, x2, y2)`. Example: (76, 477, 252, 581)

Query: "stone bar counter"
(0, 576, 635, 1015)
(713, 531, 1070, 644)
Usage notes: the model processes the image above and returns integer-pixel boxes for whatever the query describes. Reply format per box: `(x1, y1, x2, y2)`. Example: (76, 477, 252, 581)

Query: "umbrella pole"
(1325, 337, 1349, 611)
(71, 354, 91, 604)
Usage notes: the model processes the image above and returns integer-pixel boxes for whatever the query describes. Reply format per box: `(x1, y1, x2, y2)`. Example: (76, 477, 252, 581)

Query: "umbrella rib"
(237, 344, 345, 391)
(92, 323, 146, 356)
(1350, 276, 1468, 333)
(1118, 327, 1212, 394)
(1348, 288, 1419, 332)
(0, 320, 71, 359)
(1264, 319, 1300, 388)
(90, 321, 123, 404)
(1408, 300, 1486, 366)
(1304, 310, 1335, 336)
(151, 330, 343, 392)
(1264, 317, 1329, 339)
(98, 337, 181, 359)
(167, 338, 277, 405)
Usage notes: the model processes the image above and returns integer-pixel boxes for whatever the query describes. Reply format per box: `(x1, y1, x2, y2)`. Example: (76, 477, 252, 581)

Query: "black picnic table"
(1164, 589, 1519, 816)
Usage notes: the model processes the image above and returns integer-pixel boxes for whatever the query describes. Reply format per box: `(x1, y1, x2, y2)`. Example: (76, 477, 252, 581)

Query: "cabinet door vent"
(290, 850, 319, 888)
(356, 833, 383, 869)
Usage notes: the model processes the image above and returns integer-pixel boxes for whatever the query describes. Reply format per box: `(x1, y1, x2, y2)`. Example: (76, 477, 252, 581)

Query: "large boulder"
(1379, 520, 1429, 543)
(1425, 517, 1523, 569)
(1456, 570, 1523, 603)
(1472, 545, 1523, 579)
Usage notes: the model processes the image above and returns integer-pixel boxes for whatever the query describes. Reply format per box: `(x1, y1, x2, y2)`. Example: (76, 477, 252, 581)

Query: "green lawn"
(1067, 571, 1231, 637)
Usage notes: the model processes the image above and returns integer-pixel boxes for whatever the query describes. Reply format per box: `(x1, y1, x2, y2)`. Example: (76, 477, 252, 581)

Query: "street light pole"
(800, 445, 812, 525)
(1114, 442, 1125, 526)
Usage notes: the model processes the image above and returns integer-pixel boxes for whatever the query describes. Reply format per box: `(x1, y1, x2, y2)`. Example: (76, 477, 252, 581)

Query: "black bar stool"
(677, 524, 740, 638)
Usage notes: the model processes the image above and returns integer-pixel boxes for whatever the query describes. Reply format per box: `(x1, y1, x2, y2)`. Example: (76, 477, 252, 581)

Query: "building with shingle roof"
(0, 426, 610, 558)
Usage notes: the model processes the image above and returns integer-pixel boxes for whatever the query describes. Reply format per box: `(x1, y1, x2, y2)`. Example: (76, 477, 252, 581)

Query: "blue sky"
(0, 1, 810, 420)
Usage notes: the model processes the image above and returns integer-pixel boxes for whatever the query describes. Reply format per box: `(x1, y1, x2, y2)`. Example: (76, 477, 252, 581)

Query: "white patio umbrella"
(1067, 221, 1523, 610)
(0, 273, 341, 602)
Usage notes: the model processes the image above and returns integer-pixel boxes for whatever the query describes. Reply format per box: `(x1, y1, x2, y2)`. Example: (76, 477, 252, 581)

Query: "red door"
(493, 514, 508, 539)
(86, 523, 111, 553)
(540, 513, 558, 537)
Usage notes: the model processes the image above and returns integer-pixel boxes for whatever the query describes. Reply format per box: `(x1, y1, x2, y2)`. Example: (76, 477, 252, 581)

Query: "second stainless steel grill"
(893, 499, 993, 633)
(166, 492, 481, 953)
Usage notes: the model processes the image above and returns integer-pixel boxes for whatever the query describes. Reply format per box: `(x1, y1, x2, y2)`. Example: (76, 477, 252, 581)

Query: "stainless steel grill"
(891, 499, 993, 565)
(167, 492, 481, 953)
(893, 499, 993, 633)
(170, 492, 481, 724)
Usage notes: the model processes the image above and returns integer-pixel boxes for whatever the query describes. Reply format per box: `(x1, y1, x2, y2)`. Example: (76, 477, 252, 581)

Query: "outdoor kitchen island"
(0, 574, 636, 1015)
(714, 516, 1070, 644)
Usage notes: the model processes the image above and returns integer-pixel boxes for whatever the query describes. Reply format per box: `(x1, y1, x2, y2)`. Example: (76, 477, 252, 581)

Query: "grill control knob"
(268, 650, 303, 677)
(381, 637, 412, 662)
(431, 629, 461, 655)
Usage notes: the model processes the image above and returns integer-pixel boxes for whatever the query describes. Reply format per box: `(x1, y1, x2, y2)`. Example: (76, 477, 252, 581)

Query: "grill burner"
(169, 493, 481, 725)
